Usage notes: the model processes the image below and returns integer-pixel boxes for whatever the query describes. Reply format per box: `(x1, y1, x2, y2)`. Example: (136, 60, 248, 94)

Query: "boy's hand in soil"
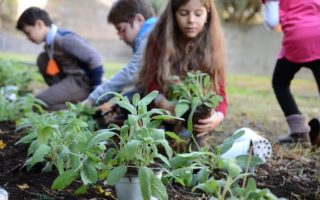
(193, 111, 224, 137)
(81, 98, 94, 107)
(97, 101, 115, 113)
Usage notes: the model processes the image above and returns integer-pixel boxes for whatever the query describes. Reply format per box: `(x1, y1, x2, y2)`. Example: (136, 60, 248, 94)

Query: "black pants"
(272, 57, 320, 117)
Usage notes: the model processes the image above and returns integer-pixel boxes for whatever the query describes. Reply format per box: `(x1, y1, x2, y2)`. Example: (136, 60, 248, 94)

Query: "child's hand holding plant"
(194, 111, 224, 137)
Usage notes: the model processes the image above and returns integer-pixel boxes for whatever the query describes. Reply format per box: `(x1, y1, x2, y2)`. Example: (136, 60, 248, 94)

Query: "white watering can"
(221, 127, 272, 163)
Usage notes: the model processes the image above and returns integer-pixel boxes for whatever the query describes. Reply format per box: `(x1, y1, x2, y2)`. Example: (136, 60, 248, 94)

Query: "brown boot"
(277, 114, 311, 145)
(308, 118, 320, 146)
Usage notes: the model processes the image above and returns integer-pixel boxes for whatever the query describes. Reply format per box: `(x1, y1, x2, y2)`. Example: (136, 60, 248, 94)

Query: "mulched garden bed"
(1, 121, 319, 200)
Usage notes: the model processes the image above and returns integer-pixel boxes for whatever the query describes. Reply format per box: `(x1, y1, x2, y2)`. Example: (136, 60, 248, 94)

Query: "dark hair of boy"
(16, 6, 52, 30)
(107, 0, 155, 25)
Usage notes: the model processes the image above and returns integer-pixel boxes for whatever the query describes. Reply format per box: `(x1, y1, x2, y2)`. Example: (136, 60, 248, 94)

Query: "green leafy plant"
(16, 103, 106, 193)
(97, 91, 181, 200)
(163, 130, 281, 200)
(0, 59, 37, 93)
(169, 70, 222, 147)
(0, 88, 45, 122)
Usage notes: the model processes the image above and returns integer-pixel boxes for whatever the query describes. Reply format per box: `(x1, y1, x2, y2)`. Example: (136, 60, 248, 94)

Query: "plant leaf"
(124, 140, 141, 161)
(87, 129, 115, 148)
(132, 93, 140, 106)
(74, 185, 88, 195)
(157, 139, 173, 159)
(107, 165, 127, 186)
(150, 171, 168, 200)
(193, 178, 219, 194)
(80, 160, 98, 185)
(139, 167, 152, 200)
(26, 144, 50, 170)
(197, 168, 210, 184)
(245, 177, 257, 194)
(175, 103, 189, 118)
(235, 155, 264, 168)
(139, 90, 158, 106)
(52, 170, 78, 189)
(38, 126, 53, 144)
(165, 131, 183, 142)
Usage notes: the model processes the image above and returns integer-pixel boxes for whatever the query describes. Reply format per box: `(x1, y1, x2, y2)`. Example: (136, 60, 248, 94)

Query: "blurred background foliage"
(0, 0, 262, 29)
(0, 0, 18, 29)
(216, 0, 261, 23)
(147, 0, 262, 23)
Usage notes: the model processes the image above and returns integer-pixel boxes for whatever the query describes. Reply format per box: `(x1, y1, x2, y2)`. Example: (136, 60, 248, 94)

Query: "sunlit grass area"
(226, 73, 319, 120)
(1, 51, 318, 138)
(0, 52, 123, 80)
(0, 52, 36, 62)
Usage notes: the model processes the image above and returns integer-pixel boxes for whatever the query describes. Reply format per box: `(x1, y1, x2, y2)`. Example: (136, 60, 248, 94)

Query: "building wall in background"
(1, 0, 311, 78)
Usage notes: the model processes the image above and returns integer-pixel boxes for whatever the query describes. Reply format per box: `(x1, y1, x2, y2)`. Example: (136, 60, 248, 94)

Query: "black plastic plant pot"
(182, 104, 212, 133)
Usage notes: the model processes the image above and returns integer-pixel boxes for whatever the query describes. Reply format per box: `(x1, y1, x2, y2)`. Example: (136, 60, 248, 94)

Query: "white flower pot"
(115, 170, 163, 200)
(221, 127, 272, 163)
(0, 187, 8, 200)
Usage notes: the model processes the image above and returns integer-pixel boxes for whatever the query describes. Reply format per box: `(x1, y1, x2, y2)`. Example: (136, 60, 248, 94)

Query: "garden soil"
(1, 120, 319, 200)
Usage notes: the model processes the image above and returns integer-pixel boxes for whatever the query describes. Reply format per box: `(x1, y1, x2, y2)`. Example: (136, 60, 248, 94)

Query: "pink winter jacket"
(263, 0, 320, 63)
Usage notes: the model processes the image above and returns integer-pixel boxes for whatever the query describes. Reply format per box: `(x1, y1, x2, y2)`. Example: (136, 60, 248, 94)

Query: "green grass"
(103, 62, 124, 79)
(0, 52, 36, 63)
(0, 52, 125, 79)
(226, 73, 319, 120)
(1, 51, 318, 138)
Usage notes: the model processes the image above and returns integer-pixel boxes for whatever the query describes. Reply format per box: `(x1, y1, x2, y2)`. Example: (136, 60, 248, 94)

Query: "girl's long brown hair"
(136, 0, 226, 93)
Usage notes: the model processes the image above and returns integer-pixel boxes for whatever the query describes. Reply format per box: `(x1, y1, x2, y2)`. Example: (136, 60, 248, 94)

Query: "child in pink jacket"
(262, 0, 320, 146)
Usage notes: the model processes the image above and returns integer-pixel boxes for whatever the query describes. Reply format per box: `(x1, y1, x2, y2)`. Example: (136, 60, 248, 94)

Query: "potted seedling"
(169, 71, 222, 147)
(97, 91, 181, 200)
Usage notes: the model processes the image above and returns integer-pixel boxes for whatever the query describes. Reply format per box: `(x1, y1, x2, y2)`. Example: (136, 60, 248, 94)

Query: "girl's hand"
(193, 112, 224, 137)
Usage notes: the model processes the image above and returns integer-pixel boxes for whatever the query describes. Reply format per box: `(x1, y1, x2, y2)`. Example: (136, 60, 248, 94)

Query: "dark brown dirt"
(1, 121, 319, 200)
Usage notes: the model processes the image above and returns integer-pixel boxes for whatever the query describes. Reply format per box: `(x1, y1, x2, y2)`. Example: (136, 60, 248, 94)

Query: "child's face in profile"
(114, 15, 143, 48)
(175, 0, 208, 40)
(22, 20, 47, 44)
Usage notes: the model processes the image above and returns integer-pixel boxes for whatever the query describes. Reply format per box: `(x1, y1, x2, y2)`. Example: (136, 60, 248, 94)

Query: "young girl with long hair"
(136, 0, 227, 145)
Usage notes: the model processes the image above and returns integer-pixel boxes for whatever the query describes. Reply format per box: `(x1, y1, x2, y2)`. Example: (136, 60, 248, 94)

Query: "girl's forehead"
(176, 0, 207, 9)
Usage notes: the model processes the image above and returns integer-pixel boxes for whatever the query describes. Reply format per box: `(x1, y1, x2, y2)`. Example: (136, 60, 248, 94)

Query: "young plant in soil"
(97, 91, 181, 200)
(163, 130, 281, 200)
(169, 71, 222, 147)
(15, 103, 106, 193)
(0, 88, 45, 123)
(0, 59, 37, 93)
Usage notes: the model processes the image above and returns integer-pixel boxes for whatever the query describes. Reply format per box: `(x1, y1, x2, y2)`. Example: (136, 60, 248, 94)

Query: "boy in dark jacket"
(16, 7, 104, 110)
